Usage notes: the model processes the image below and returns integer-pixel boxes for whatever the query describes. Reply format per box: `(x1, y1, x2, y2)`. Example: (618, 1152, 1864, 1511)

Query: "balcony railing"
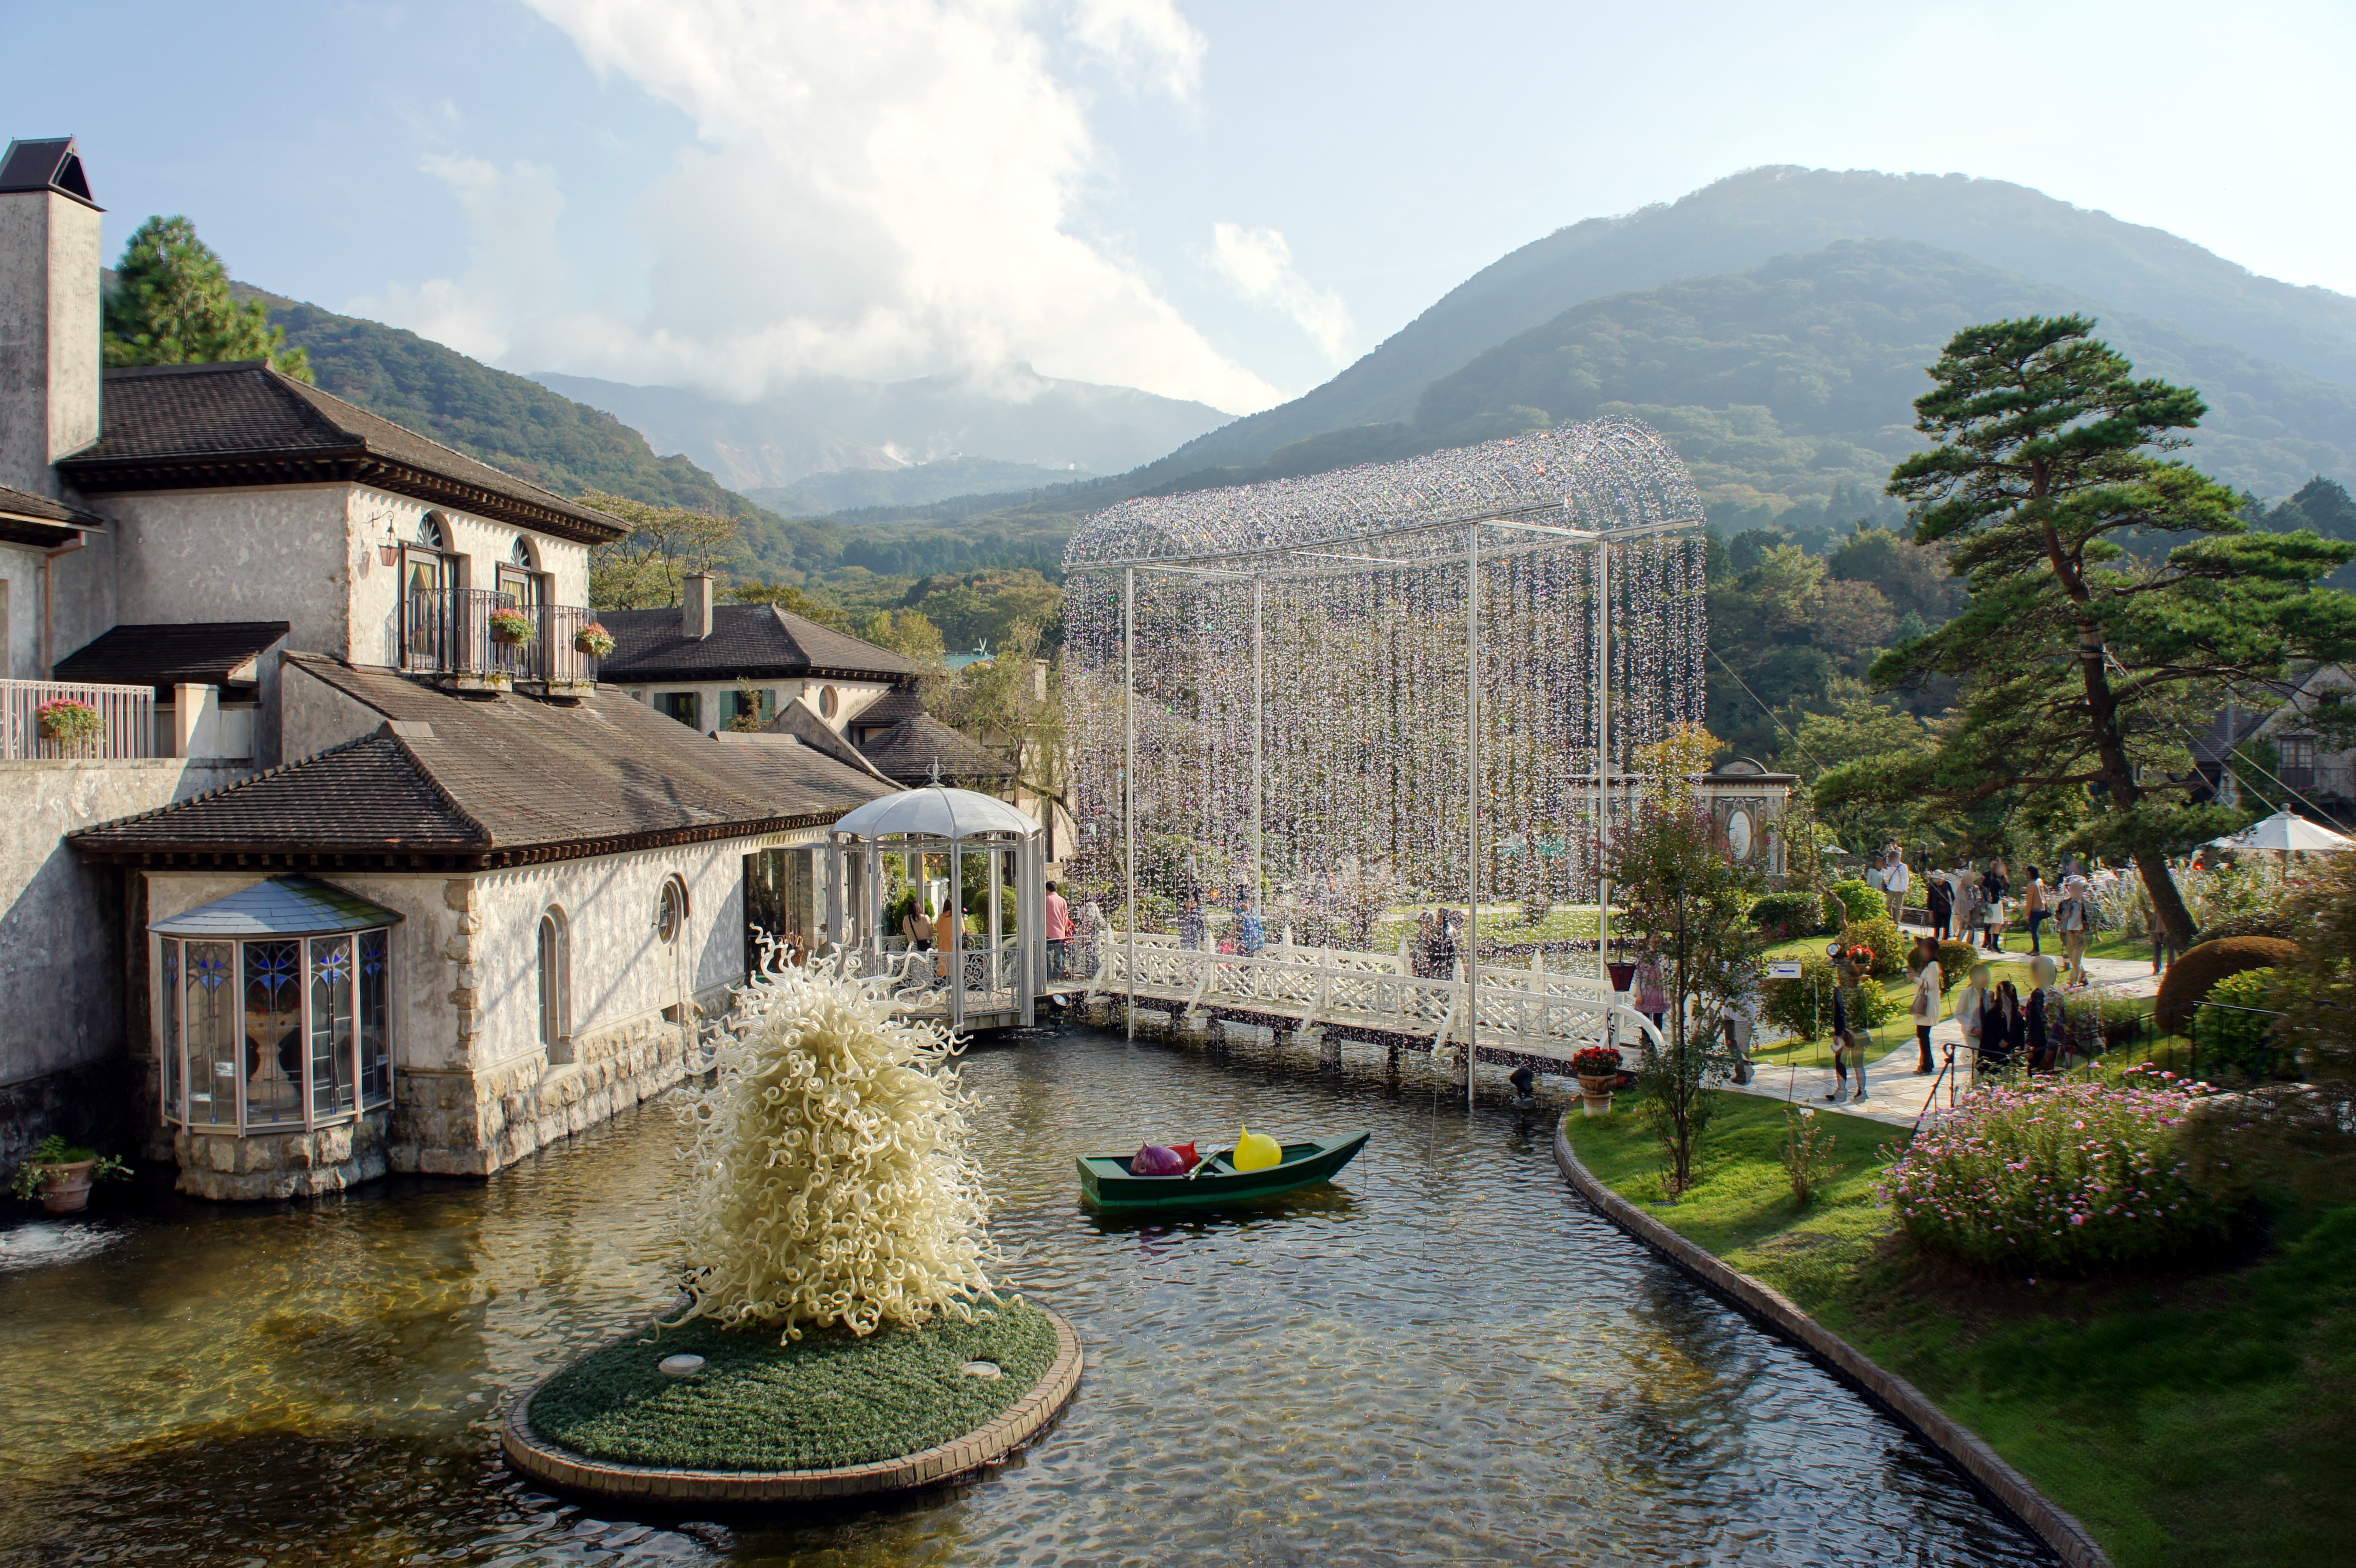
(402, 590, 602, 689)
(1, 677, 156, 760)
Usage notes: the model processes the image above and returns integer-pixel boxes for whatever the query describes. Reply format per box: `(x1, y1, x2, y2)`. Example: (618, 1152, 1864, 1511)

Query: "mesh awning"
(150, 876, 404, 937)
(829, 786, 1039, 842)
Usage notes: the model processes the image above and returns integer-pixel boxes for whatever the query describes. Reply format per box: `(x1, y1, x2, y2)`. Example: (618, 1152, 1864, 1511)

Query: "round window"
(656, 881, 683, 944)
(1726, 809, 1754, 863)
(820, 686, 840, 719)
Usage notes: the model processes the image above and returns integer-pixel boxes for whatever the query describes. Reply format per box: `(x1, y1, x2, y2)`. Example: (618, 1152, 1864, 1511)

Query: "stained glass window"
(360, 930, 391, 1108)
(244, 940, 303, 1126)
(161, 939, 182, 1121)
(309, 936, 356, 1120)
(185, 941, 238, 1127)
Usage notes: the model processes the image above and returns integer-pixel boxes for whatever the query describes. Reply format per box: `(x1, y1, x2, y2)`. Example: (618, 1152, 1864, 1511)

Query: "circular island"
(504, 1301, 1083, 1502)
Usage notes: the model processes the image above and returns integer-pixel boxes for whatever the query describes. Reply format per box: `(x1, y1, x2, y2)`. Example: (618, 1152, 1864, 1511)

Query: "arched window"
(417, 511, 449, 550)
(511, 534, 536, 570)
(537, 908, 571, 1063)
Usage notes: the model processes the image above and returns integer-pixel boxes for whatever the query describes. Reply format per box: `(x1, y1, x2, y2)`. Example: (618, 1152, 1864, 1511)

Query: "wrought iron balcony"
(401, 590, 602, 691)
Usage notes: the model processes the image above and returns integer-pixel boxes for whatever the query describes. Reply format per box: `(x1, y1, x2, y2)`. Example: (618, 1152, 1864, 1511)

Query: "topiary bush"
(1842, 914, 1907, 978)
(1749, 890, 1829, 937)
(1878, 1068, 2239, 1276)
(2190, 910, 2297, 947)
(1935, 940, 1978, 991)
(2191, 967, 2285, 1079)
(1762, 950, 1900, 1041)
(2155, 936, 2302, 1035)
(1829, 878, 1882, 924)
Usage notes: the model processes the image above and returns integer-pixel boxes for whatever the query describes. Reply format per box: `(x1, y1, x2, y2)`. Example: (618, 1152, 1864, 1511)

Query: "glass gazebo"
(153, 877, 400, 1133)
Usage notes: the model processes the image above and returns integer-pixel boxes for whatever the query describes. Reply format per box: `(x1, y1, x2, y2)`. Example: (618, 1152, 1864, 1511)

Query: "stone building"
(0, 135, 908, 1193)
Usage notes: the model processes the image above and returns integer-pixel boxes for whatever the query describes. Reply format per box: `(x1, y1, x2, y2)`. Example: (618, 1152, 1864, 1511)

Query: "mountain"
(529, 366, 1229, 495)
(1136, 165, 2356, 483)
(249, 291, 847, 575)
(743, 456, 1096, 517)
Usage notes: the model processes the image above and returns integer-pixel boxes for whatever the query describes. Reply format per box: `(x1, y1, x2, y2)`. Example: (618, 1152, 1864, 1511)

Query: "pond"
(0, 1024, 2050, 1566)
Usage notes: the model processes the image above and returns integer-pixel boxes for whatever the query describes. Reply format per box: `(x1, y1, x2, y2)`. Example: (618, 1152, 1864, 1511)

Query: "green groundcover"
(530, 1300, 1059, 1472)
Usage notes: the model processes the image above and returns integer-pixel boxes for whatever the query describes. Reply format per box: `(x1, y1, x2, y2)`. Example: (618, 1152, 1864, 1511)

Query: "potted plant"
(10, 1135, 130, 1214)
(1570, 1045, 1623, 1115)
(488, 606, 537, 646)
(574, 620, 615, 658)
(35, 697, 102, 747)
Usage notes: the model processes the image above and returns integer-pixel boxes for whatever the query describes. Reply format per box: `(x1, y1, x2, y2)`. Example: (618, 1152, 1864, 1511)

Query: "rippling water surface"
(0, 1025, 2048, 1566)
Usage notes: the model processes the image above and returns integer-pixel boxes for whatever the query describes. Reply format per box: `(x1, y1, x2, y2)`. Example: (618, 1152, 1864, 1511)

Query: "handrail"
(402, 589, 602, 686)
(1, 677, 156, 760)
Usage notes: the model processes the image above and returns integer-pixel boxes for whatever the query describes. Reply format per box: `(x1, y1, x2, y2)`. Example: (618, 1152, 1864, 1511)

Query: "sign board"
(1766, 960, 1804, 979)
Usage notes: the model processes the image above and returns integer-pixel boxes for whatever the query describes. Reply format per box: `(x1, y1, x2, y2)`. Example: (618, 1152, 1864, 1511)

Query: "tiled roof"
(71, 655, 895, 866)
(0, 481, 104, 547)
(760, 700, 895, 780)
(848, 683, 928, 732)
(598, 602, 912, 682)
(56, 362, 628, 545)
(858, 713, 1015, 785)
(54, 621, 289, 693)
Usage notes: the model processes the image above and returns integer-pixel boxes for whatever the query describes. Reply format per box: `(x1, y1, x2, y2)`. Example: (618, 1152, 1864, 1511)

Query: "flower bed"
(1879, 1069, 2238, 1275)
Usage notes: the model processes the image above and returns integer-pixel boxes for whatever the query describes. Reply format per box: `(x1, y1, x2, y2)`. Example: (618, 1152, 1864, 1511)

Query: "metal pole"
(1466, 524, 1480, 1108)
(1124, 564, 1137, 1041)
(1596, 538, 1612, 985)
(950, 835, 964, 1033)
(1251, 576, 1265, 901)
(989, 843, 1004, 1005)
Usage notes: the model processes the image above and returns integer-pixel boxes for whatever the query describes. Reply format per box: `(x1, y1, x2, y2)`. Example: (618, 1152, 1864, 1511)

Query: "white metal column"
(949, 835, 965, 1033)
(1251, 576, 1264, 896)
(1123, 564, 1137, 1041)
(1596, 537, 1612, 984)
(1466, 524, 1481, 1107)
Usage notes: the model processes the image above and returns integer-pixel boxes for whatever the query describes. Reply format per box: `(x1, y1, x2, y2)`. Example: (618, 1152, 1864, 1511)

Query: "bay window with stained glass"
(151, 878, 402, 1135)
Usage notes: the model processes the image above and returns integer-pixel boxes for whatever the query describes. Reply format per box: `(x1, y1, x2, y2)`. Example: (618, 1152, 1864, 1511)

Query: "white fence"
(1, 678, 156, 761)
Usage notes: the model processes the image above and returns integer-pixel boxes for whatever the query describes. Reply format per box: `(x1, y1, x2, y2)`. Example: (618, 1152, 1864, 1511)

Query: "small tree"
(1828, 317, 2356, 948)
(103, 215, 311, 381)
(582, 491, 742, 610)
(1605, 797, 1763, 1192)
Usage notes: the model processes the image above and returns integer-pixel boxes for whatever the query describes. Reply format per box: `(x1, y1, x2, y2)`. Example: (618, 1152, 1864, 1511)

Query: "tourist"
(2055, 874, 2093, 988)
(1978, 981, 2026, 1081)
(1883, 848, 1911, 926)
(2026, 955, 2060, 1071)
(2023, 865, 2048, 955)
(1978, 859, 2010, 952)
(1178, 890, 1208, 952)
(1723, 977, 1759, 1086)
(1953, 961, 1992, 1083)
(1907, 935, 1941, 1073)
(1635, 942, 1667, 1031)
(1827, 946, 1870, 1104)
(1863, 852, 1888, 914)
(1411, 910, 1437, 977)
(901, 900, 935, 952)
(1044, 879, 1072, 979)
(1927, 864, 1954, 940)
(1950, 865, 1981, 944)
(1235, 891, 1266, 957)
(1428, 909, 1458, 977)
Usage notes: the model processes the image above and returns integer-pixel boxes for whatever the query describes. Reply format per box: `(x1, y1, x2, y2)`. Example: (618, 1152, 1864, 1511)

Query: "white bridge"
(1079, 934, 1664, 1070)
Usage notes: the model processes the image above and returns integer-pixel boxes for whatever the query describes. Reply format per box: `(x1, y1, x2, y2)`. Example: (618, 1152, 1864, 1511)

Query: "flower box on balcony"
(488, 609, 537, 646)
(36, 697, 102, 744)
(574, 622, 615, 658)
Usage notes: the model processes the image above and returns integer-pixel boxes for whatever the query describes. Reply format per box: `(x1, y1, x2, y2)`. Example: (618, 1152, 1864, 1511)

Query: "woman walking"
(1978, 859, 2011, 952)
(1908, 934, 1941, 1074)
(2055, 874, 2094, 988)
(1927, 865, 1954, 940)
(2023, 866, 2048, 956)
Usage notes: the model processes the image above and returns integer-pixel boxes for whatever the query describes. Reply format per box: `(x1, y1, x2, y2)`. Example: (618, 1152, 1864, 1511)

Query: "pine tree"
(102, 215, 311, 382)
(1824, 317, 2356, 947)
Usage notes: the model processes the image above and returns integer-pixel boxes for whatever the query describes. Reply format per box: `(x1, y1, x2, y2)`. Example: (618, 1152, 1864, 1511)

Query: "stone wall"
(0, 758, 253, 1159)
(174, 1108, 388, 1202)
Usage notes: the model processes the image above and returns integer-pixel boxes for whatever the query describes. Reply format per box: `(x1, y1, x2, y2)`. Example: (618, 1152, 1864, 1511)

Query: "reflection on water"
(0, 1025, 2050, 1566)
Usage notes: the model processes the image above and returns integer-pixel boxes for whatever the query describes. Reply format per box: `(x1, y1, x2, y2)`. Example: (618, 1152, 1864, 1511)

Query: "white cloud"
(369, 0, 1272, 413)
(353, 155, 567, 363)
(1209, 221, 1354, 363)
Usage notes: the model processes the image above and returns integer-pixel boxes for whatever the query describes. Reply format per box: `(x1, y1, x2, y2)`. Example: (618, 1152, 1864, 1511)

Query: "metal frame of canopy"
(825, 785, 1046, 1031)
(1061, 419, 1710, 1105)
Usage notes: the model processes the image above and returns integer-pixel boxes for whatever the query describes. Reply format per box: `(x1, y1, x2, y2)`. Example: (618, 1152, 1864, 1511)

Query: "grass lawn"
(1563, 1093, 2356, 1568)
(528, 1302, 1059, 1471)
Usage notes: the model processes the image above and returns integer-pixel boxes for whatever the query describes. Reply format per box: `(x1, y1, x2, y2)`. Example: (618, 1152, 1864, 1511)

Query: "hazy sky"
(12, 1, 2353, 413)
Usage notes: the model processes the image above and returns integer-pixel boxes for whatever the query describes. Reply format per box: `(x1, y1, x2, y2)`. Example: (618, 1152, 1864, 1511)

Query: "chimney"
(682, 572, 713, 639)
(0, 138, 102, 498)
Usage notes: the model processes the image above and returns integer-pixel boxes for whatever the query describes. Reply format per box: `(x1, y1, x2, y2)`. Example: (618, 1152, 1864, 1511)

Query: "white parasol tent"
(2206, 809, 2355, 854)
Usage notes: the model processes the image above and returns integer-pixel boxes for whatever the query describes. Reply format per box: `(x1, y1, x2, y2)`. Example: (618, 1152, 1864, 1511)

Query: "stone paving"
(1726, 926, 2167, 1129)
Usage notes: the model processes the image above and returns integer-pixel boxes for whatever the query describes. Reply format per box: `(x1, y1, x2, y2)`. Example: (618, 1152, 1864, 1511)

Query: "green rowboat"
(1077, 1131, 1370, 1211)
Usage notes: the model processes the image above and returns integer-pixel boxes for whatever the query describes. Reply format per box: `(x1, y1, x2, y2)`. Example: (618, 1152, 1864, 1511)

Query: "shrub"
(2155, 936, 2302, 1034)
(1842, 913, 1907, 978)
(2191, 967, 2284, 1079)
(2190, 910, 2296, 947)
(2051, 994, 2146, 1059)
(1750, 891, 1828, 936)
(1935, 940, 1978, 991)
(1781, 1106, 1833, 1205)
(1878, 1069, 2239, 1275)
(1762, 950, 1901, 1041)
(1829, 878, 1882, 924)
(668, 968, 996, 1340)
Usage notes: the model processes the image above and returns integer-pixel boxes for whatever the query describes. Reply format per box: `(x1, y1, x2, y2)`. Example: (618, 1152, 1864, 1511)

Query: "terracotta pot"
(31, 1159, 96, 1214)
(490, 626, 531, 646)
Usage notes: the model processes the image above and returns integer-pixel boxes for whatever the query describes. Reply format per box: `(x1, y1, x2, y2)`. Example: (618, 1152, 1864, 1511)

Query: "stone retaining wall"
(174, 1108, 388, 1202)
(1550, 1114, 2110, 1568)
